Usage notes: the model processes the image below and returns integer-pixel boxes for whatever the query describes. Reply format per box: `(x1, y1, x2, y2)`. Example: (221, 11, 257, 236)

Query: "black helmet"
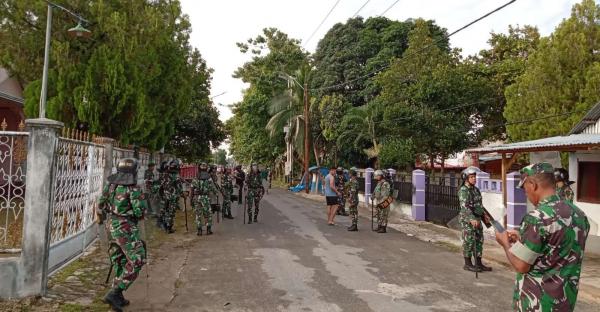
(108, 158, 138, 185)
(554, 168, 574, 185)
(461, 166, 481, 182)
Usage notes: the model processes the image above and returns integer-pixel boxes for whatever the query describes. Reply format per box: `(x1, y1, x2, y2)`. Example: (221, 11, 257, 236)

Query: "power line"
(314, 0, 518, 92)
(303, 0, 344, 48)
(379, 0, 400, 16)
(352, 0, 372, 18)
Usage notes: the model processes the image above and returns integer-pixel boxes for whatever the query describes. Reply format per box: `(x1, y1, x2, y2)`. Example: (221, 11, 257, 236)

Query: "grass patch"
(48, 256, 93, 287)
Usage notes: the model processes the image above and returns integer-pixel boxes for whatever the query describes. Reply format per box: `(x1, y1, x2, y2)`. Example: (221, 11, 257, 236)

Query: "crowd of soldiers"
(98, 158, 268, 311)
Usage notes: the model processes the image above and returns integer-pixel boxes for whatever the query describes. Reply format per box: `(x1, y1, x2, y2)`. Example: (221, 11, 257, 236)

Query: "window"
(577, 162, 600, 203)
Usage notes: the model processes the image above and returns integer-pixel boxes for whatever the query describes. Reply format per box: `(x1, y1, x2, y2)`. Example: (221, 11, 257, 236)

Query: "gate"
(425, 176, 460, 226)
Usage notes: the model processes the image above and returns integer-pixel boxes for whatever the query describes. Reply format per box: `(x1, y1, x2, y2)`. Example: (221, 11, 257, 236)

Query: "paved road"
(126, 188, 596, 312)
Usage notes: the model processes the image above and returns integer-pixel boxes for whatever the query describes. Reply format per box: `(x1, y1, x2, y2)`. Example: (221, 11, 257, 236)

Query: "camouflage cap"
(518, 162, 554, 188)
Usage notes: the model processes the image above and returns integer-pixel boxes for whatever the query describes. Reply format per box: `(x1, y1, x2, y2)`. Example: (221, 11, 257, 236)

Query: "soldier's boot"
(103, 288, 124, 312)
(463, 257, 482, 272)
(227, 213, 234, 219)
(116, 291, 130, 306)
(377, 226, 387, 233)
(167, 225, 175, 234)
(197, 228, 202, 236)
(347, 224, 358, 232)
(248, 213, 253, 224)
(207, 226, 213, 235)
(476, 257, 492, 272)
(253, 214, 258, 223)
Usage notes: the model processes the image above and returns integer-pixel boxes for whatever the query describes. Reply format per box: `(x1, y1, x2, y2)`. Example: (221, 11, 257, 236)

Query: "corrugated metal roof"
(0, 90, 24, 105)
(569, 101, 600, 134)
(467, 133, 600, 153)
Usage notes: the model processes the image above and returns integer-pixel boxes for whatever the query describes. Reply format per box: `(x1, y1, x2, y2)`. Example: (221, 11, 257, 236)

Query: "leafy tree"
(212, 149, 228, 166)
(379, 137, 416, 170)
(504, 0, 600, 141)
(473, 25, 540, 140)
(336, 102, 383, 167)
(1, 0, 219, 150)
(378, 19, 495, 169)
(228, 28, 309, 166)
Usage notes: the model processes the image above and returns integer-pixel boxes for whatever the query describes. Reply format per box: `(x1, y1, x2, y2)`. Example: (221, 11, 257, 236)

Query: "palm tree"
(336, 103, 381, 166)
(265, 66, 310, 166)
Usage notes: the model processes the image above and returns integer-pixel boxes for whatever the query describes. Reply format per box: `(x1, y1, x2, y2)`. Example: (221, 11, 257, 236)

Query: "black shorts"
(326, 196, 338, 206)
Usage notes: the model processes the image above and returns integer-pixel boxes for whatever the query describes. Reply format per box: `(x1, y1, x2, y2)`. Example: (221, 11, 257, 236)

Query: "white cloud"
(180, 0, 580, 123)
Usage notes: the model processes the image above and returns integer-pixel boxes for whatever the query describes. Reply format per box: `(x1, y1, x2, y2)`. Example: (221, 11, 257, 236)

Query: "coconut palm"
(336, 102, 382, 166)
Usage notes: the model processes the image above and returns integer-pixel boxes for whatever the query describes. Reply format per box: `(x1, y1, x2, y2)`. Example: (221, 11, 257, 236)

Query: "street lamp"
(39, 1, 91, 119)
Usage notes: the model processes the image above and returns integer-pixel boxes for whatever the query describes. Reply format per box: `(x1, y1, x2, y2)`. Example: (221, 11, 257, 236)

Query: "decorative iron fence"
(0, 131, 28, 253)
(425, 176, 460, 226)
(50, 138, 105, 245)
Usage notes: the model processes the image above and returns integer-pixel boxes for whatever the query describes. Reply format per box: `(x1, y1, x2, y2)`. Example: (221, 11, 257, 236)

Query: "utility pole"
(303, 83, 310, 193)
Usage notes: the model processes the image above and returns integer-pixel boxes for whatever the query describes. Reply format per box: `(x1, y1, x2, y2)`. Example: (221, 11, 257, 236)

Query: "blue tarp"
(288, 166, 329, 193)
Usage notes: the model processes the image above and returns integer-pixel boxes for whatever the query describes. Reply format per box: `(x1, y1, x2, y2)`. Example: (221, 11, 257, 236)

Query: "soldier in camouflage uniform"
(554, 168, 575, 203)
(143, 162, 159, 216)
(159, 160, 183, 233)
(458, 166, 492, 272)
(245, 163, 265, 224)
(372, 170, 393, 233)
(495, 163, 589, 312)
(346, 167, 360, 232)
(99, 158, 146, 312)
(221, 167, 235, 219)
(191, 163, 221, 235)
(336, 167, 349, 216)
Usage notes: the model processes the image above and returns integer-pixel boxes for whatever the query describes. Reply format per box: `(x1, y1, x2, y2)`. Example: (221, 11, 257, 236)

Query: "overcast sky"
(179, 0, 580, 124)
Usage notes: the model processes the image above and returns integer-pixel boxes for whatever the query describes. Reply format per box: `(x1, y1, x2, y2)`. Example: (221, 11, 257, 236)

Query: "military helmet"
(374, 170, 385, 178)
(108, 158, 138, 185)
(336, 167, 344, 174)
(554, 168, 574, 185)
(148, 161, 156, 167)
(199, 162, 208, 171)
(159, 160, 169, 173)
(169, 159, 181, 169)
(461, 166, 481, 181)
(349, 167, 358, 176)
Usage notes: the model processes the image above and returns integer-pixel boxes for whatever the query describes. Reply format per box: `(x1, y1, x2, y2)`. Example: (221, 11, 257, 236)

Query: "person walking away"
(221, 167, 235, 219)
(245, 163, 265, 223)
(458, 166, 492, 273)
(234, 165, 245, 205)
(346, 167, 360, 231)
(191, 163, 221, 235)
(99, 158, 146, 312)
(495, 163, 589, 312)
(324, 167, 341, 225)
(554, 168, 575, 203)
(372, 170, 393, 233)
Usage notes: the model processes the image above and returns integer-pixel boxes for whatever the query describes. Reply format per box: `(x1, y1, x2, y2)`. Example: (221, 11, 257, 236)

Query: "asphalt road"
(126, 188, 596, 312)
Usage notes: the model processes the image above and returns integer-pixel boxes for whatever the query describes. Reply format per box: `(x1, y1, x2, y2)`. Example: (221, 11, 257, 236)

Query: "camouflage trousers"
(159, 195, 178, 228)
(376, 205, 389, 227)
(349, 200, 359, 226)
(338, 194, 346, 213)
(222, 193, 232, 217)
(246, 190, 261, 218)
(107, 218, 146, 291)
(460, 221, 483, 258)
(193, 195, 212, 228)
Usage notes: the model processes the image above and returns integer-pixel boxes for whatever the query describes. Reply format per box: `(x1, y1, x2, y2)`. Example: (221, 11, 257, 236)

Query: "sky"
(179, 0, 581, 138)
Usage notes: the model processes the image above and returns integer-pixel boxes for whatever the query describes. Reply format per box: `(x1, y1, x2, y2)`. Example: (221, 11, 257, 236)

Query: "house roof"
(467, 133, 600, 154)
(0, 90, 24, 106)
(569, 101, 600, 135)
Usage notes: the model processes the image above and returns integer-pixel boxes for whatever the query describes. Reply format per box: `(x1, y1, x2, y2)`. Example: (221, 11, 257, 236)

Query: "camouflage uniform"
(191, 175, 219, 231)
(159, 172, 183, 231)
(510, 164, 589, 312)
(556, 184, 575, 203)
(100, 184, 146, 291)
(246, 170, 264, 222)
(221, 173, 234, 218)
(373, 179, 392, 228)
(458, 184, 484, 258)
(347, 177, 360, 226)
(336, 172, 348, 215)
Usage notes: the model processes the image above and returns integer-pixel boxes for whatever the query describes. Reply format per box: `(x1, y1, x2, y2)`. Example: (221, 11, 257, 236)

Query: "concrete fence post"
(476, 171, 490, 192)
(365, 168, 374, 203)
(412, 169, 426, 221)
(506, 171, 527, 230)
(19, 118, 63, 297)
